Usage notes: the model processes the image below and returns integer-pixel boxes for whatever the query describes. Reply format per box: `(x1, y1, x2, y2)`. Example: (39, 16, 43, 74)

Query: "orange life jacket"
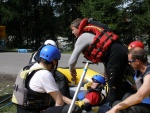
(78, 18, 119, 63)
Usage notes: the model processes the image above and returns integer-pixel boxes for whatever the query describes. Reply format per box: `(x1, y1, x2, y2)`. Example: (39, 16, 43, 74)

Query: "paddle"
(67, 60, 94, 113)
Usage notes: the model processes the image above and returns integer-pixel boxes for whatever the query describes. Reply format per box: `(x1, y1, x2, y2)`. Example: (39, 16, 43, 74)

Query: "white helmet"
(44, 40, 57, 47)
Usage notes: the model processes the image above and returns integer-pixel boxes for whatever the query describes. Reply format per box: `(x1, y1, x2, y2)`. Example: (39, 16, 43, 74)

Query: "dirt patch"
(0, 74, 17, 82)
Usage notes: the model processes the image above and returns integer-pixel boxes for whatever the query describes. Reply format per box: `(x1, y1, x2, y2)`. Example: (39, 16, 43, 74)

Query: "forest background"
(0, 0, 150, 51)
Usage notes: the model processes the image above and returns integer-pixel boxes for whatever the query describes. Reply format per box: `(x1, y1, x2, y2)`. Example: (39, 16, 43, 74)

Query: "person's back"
(15, 45, 63, 113)
(28, 39, 70, 97)
(15, 45, 82, 113)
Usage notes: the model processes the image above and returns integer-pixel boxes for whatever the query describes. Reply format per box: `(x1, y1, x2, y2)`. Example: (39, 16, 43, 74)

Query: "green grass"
(0, 75, 16, 113)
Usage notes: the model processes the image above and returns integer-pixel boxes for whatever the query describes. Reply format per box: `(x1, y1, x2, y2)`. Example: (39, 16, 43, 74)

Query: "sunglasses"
(128, 60, 135, 63)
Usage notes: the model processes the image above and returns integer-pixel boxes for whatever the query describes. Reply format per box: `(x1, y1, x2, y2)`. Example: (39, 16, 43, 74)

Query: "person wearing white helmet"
(29, 39, 57, 64)
(44, 39, 57, 47)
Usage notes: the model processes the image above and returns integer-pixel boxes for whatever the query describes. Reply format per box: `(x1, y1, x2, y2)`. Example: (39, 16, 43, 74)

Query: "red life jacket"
(78, 18, 119, 63)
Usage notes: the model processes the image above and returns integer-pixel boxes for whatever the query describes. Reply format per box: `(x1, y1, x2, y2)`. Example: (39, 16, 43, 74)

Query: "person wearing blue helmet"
(17, 45, 82, 113)
(26, 39, 70, 98)
(92, 75, 106, 85)
(62, 75, 106, 111)
(28, 39, 57, 65)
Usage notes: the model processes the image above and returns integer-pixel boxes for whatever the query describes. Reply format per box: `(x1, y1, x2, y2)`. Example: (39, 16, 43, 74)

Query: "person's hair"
(40, 58, 52, 64)
(70, 18, 82, 28)
(128, 47, 147, 63)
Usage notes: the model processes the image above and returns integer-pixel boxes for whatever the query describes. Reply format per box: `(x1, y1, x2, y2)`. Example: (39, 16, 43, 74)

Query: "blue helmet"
(40, 45, 61, 62)
(92, 75, 106, 85)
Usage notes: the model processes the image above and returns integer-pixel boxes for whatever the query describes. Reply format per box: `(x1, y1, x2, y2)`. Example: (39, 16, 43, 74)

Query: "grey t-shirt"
(68, 33, 95, 71)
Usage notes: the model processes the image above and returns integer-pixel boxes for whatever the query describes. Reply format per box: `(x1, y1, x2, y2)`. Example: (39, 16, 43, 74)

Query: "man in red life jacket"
(68, 18, 131, 113)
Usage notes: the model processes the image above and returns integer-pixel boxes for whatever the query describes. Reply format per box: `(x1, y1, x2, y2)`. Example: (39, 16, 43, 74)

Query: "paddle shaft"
(67, 61, 92, 113)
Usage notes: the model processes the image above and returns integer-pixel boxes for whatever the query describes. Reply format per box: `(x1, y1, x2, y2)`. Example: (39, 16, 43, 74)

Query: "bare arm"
(106, 74, 150, 113)
(62, 95, 72, 104)
(82, 98, 91, 104)
(62, 95, 91, 105)
(49, 91, 64, 106)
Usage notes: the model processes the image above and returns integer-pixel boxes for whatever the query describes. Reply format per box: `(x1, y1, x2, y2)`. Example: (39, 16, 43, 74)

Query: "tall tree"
(52, 0, 83, 49)
(80, 0, 122, 32)
(79, 0, 150, 47)
(117, 0, 150, 45)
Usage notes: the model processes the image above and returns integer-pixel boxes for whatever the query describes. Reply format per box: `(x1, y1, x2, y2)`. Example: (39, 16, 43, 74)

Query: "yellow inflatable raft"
(58, 67, 108, 113)
(57, 67, 103, 85)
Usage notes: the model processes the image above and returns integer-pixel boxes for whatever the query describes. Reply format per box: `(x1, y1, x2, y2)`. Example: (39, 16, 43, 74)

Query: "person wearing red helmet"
(128, 41, 144, 50)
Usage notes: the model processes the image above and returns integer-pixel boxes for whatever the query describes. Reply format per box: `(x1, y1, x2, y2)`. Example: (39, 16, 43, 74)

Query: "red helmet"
(128, 41, 144, 50)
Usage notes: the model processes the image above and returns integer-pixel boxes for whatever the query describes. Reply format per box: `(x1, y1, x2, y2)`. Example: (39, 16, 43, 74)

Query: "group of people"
(68, 18, 150, 113)
(12, 17, 150, 113)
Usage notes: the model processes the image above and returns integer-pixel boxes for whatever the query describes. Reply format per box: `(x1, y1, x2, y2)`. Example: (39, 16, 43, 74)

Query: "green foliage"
(0, 0, 150, 49)
(119, 0, 150, 45)
(0, 6, 18, 23)
(79, 0, 150, 46)
(80, 0, 121, 31)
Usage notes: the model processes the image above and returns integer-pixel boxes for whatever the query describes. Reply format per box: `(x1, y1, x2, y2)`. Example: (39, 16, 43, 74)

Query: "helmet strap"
(52, 60, 58, 76)
(95, 84, 104, 92)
